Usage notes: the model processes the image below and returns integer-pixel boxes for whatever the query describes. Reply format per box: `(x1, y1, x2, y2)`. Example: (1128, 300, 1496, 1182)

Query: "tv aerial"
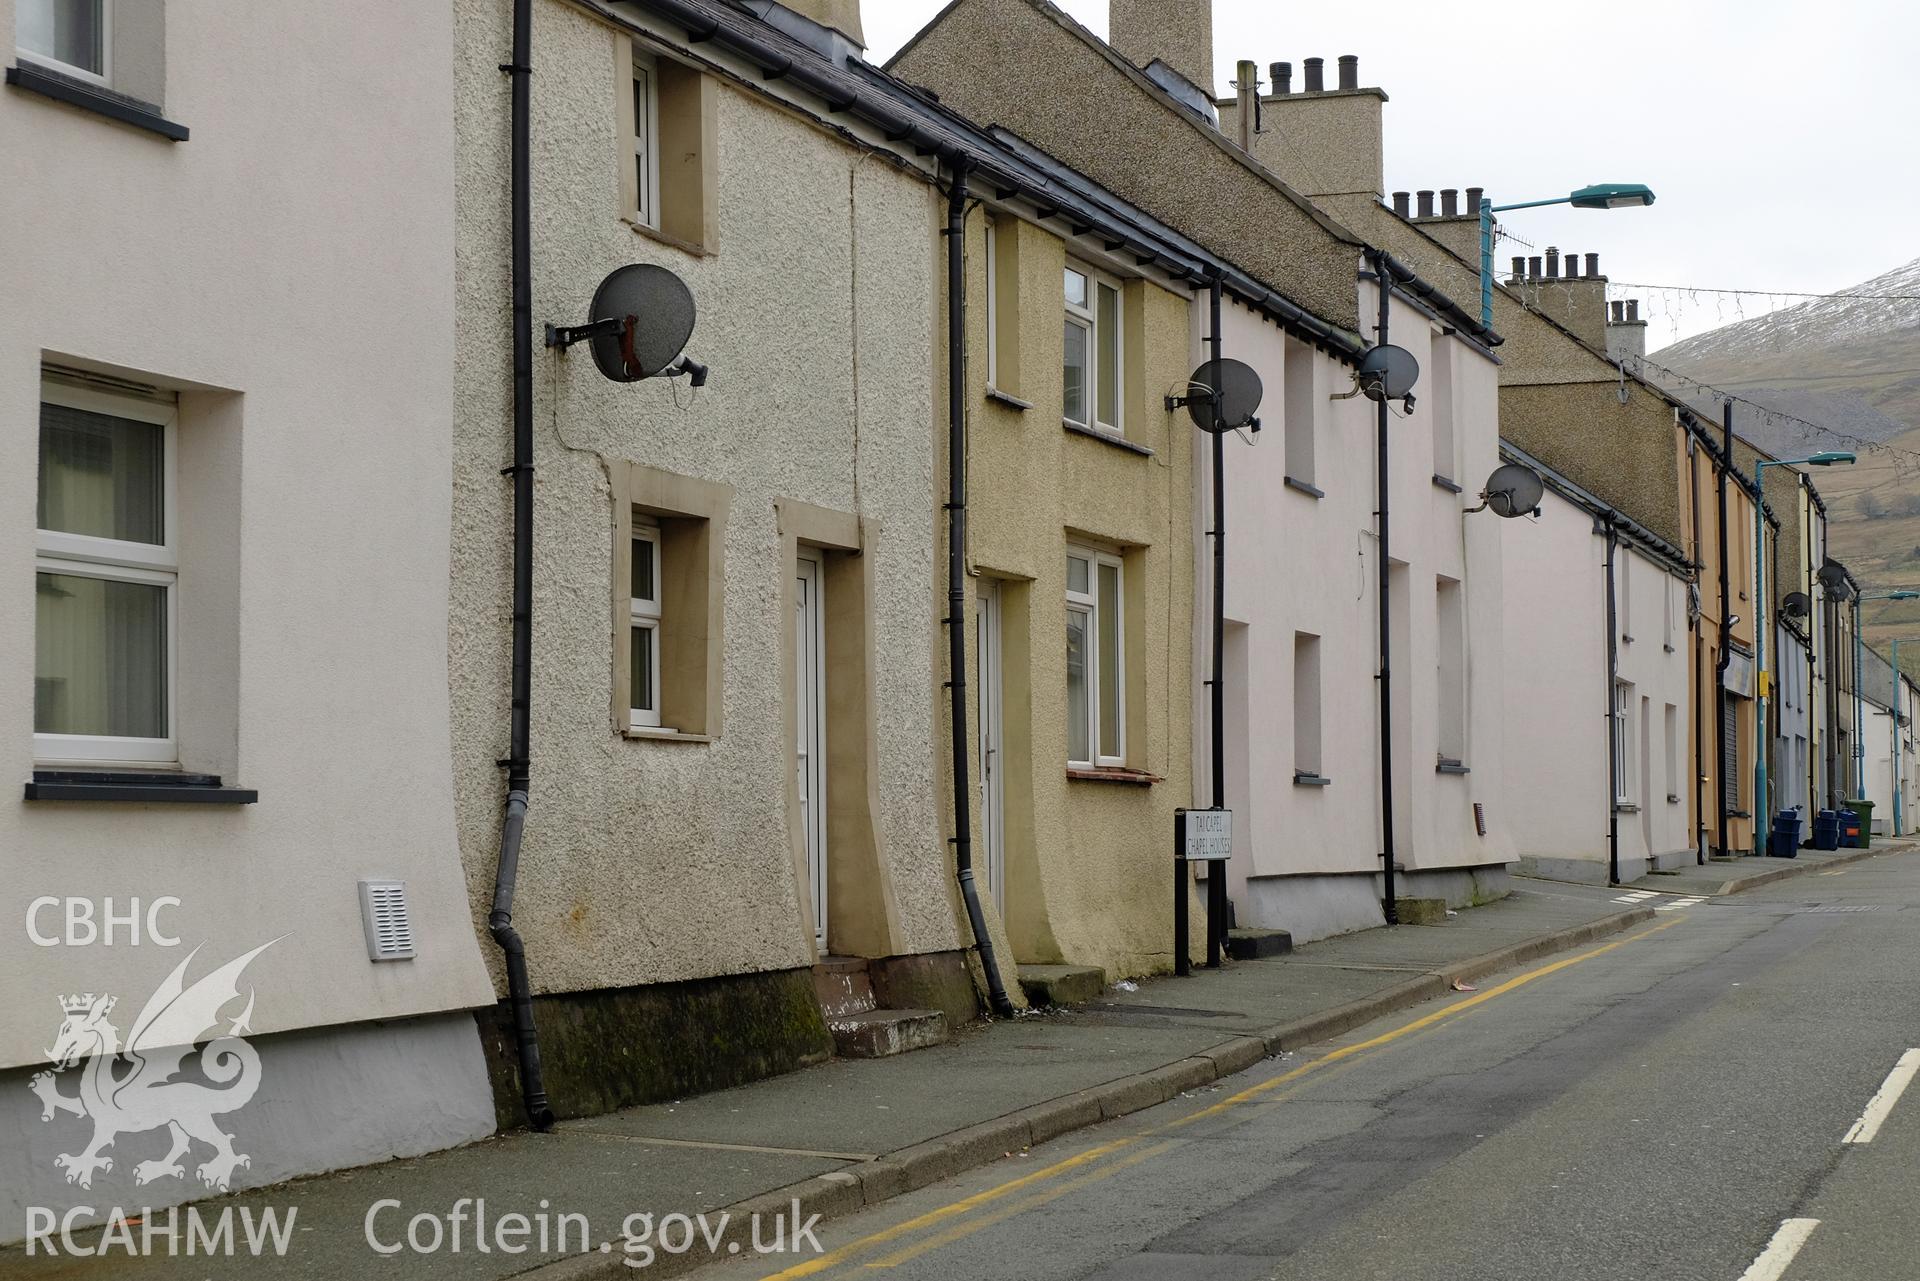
(1168, 357, 1264, 433)
(546, 263, 707, 386)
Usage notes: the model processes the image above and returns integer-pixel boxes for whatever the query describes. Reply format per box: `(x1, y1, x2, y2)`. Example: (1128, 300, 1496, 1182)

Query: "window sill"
(621, 216, 709, 258)
(623, 727, 714, 744)
(986, 386, 1033, 412)
(5, 63, 188, 140)
(1293, 771, 1332, 787)
(1614, 802, 1640, 814)
(1283, 476, 1324, 499)
(1066, 766, 1161, 786)
(24, 770, 255, 804)
(1063, 420, 1153, 457)
(1432, 475, 1463, 494)
(1436, 759, 1471, 775)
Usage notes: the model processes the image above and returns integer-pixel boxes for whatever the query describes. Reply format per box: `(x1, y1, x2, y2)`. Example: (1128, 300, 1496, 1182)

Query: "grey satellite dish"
(1818, 561, 1853, 600)
(1184, 358, 1264, 433)
(1356, 344, 1419, 402)
(1480, 463, 1544, 518)
(545, 263, 699, 384)
(1782, 591, 1813, 619)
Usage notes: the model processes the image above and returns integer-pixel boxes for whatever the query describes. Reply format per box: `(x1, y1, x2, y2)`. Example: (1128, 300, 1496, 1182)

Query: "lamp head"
(1807, 452, 1856, 466)
(1568, 182, 1656, 210)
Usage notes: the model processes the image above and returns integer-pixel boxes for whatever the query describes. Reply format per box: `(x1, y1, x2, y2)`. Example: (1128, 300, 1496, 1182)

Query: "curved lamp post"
(1753, 452, 1855, 846)
(1479, 184, 1656, 327)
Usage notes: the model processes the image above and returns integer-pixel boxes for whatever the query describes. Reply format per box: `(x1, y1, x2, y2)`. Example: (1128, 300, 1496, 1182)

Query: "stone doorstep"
(828, 1008, 949, 1059)
(1393, 897, 1450, 925)
(812, 955, 878, 1021)
(1226, 927, 1294, 959)
(1016, 964, 1107, 1007)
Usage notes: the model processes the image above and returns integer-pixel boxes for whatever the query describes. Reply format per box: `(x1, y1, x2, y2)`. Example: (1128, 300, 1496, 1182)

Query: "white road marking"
(1738, 1218, 1820, 1281)
(1613, 890, 1659, 903)
(1656, 896, 1707, 912)
(1842, 1048, 1920, 1144)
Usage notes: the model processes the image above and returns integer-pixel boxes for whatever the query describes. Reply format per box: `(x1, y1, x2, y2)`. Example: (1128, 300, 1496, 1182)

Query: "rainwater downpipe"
(1689, 428, 1706, 864)
(1603, 516, 1622, 885)
(1715, 403, 1734, 858)
(490, 0, 554, 1133)
(1370, 252, 1398, 924)
(944, 160, 1015, 1018)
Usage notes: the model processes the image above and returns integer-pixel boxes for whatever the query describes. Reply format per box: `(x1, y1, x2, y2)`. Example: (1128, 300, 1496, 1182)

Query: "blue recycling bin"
(1770, 810, 1803, 858)
(1812, 810, 1842, 851)
(1840, 808, 1861, 848)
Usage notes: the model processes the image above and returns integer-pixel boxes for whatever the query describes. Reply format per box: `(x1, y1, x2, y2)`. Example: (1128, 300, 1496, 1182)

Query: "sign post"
(1174, 808, 1232, 976)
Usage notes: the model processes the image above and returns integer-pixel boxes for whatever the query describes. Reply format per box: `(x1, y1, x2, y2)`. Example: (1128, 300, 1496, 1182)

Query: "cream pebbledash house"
(1, 0, 495, 1239)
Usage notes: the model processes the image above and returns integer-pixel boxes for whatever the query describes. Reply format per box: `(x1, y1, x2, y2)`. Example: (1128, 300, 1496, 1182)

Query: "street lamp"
(1479, 184, 1657, 327)
(1753, 453, 1856, 843)
(1854, 589, 1920, 825)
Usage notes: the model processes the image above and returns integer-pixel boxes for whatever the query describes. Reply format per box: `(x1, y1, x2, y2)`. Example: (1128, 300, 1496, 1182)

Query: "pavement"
(4, 846, 1897, 1279)
(1622, 840, 1893, 897)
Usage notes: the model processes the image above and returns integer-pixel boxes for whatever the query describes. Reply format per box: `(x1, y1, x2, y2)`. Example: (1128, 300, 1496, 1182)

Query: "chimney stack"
(1271, 61, 1292, 94)
(1440, 188, 1458, 217)
(1392, 191, 1410, 216)
(1109, 0, 1214, 95)
(779, 0, 865, 46)
(1585, 252, 1600, 277)
(1337, 54, 1358, 90)
(1303, 57, 1324, 91)
(1607, 297, 1648, 362)
(1416, 190, 1435, 218)
(1236, 48, 1385, 203)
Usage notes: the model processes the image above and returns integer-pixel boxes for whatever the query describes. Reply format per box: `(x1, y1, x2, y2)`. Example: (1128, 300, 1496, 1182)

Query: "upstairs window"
(35, 379, 176, 764)
(17, 0, 105, 81)
(1063, 264, 1122, 435)
(630, 51, 660, 231)
(617, 39, 716, 252)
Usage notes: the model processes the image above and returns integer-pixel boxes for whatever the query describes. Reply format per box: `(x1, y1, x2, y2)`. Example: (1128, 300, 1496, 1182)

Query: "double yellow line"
(766, 916, 1684, 1278)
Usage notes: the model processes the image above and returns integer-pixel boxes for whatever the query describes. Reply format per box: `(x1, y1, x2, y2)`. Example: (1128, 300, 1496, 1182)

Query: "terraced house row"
(0, 0, 1877, 1233)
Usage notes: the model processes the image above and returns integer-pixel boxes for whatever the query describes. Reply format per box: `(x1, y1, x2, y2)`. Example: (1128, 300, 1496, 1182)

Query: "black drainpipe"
(1205, 273, 1227, 969)
(1688, 427, 1706, 864)
(944, 161, 1015, 1018)
(490, 0, 554, 1133)
(1715, 404, 1734, 859)
(1603, 516, 1622, 885)
(1369, 252, 1398, 924)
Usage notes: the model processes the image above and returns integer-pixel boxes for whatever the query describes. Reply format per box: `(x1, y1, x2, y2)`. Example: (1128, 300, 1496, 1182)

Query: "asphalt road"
(691, 847, 1920, 1281)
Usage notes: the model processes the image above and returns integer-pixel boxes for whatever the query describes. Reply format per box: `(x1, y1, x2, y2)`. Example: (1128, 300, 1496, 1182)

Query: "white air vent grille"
(358, 879, 416, 962)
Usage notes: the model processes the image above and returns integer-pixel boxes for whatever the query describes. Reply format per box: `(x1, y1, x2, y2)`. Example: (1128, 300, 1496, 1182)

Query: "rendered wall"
(0, 2, 493, 1072)
(451, 0, 967, 1003)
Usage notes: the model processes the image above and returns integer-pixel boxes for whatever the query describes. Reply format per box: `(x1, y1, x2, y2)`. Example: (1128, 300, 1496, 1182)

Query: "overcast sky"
(868, 0, 1920, 345)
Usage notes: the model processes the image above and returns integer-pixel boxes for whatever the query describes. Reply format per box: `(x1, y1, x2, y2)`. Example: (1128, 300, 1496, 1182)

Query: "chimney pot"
(1511, 256, 1526, 279)
(1585, 252, 1600, 277)
(1545, 246, 1560, 278)
(1610, 301, 1624, 323)
(1271, 61, 1291, 94)
(1416, 190, 1435, 218)
(1337, 54, 1358, 90)
(1627, 299, 1640, 322)
(1529, 256, 1543, 278)
(1440, 188, 1458, 217)
(1392, 191, 1410, 216)
(1303, 56, 1324, 92)
(1466, 186, 1484, 211)
(1563, 252, 1578, 279)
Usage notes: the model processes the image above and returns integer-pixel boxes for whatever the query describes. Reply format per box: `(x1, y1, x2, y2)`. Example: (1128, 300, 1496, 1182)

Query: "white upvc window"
(35, 379, 177, 765)
(1063, 263, 1123, 434)
(629, 522, 663, 728)
(984, 217, 999, 389)
(16, 0, 107, 83)
(631, 50, 661, 230)
(1612, 680, 1633, 805)
(1066, 546, 1124, 768)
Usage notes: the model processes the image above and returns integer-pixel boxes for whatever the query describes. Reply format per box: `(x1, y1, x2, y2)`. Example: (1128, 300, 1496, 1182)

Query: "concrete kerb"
(516, 905, 1657, 1281)
(1694, 842, 1905, 895)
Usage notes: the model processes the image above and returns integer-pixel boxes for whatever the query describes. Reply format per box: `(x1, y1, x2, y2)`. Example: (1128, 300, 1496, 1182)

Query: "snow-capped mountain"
(1655, 257, 1920, 368)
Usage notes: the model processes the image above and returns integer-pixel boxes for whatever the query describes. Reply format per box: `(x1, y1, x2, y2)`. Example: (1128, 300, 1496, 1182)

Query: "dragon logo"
(29, 940, 279, 1193)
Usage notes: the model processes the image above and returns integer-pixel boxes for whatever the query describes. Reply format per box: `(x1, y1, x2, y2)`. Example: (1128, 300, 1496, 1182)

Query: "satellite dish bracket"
(546, 314, 649, 380)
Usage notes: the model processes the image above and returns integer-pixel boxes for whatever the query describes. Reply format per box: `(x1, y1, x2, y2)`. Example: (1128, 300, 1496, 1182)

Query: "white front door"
(977, 582, 1005, 913)
(796, 551, 828, 952)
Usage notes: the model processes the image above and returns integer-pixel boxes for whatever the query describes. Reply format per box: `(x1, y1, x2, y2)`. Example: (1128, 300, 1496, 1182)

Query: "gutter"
(491, 0, 555, 1132)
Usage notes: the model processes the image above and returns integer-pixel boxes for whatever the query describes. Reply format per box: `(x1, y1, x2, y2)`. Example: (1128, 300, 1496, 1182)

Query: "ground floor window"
(1066, 547, 1124, 767)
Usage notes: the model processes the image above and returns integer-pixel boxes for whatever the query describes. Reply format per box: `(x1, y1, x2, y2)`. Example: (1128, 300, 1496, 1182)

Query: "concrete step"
(829, 1008, 948, 1059)
(1394, 897, 1450, 925)
(1226, 927, 1293, 959)
(812, 956, 877, 1020)
(1017, 964, 1106, 1008)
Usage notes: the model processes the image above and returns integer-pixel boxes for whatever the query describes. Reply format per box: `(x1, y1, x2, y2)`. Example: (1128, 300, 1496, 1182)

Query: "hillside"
(1648, 257, 1920, 672)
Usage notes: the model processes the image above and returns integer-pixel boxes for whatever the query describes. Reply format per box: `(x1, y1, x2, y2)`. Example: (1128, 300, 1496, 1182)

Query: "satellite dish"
(566, 264, 697, 383)
(1480, 463, 1544, 518)
(1356, 344, 1419, 402)
(1184, 358, 1264, 432)
(1817, 561, 1853, 601)
(1782, 591, 1813, 619)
